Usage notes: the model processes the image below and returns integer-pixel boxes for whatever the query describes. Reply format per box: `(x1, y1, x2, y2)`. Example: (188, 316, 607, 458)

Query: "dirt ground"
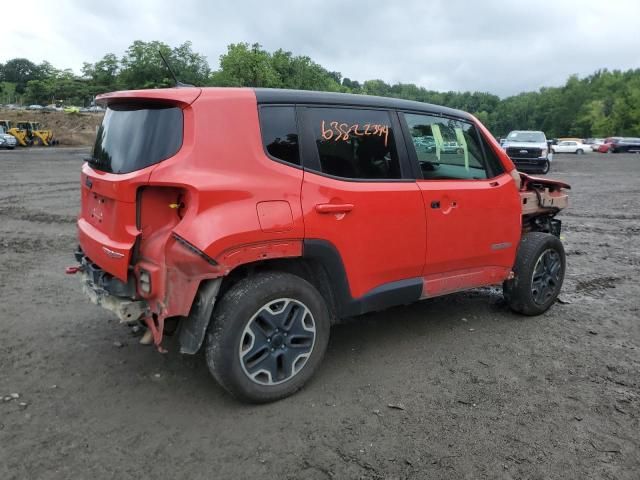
(0, 109, 102, 146)
(0, 147, 638, 479)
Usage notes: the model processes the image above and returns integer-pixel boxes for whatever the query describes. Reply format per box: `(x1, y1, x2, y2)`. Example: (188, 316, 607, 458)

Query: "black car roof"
(254, 88, 472, 120)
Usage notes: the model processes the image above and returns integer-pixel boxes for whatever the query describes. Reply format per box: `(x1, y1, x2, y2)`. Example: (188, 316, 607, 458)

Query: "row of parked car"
(550, 137, 640, 154)
(498, 130, 640, 175)
(2, 104, 105, 113)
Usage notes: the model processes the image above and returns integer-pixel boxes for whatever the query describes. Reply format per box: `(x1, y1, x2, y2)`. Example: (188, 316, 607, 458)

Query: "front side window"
(403, 113, 494, 180)
(307, 107, 401, 180)
(259, 106, 300, 166)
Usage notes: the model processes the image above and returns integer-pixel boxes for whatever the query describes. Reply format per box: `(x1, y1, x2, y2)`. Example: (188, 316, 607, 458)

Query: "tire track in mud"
(574, 275, 623, 294)
(566, 224, 640, 235)
(562, 212, 640, 221)
(0, 234, 76, 254)
(0, 205, 76, 224)
(0, 192, 78, 211)
(0, 180, 78, 190)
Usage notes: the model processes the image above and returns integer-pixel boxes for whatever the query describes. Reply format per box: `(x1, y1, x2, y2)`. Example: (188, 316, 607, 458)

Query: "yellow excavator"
(0, 120, 57, 147)
(16, 121, 57, 146)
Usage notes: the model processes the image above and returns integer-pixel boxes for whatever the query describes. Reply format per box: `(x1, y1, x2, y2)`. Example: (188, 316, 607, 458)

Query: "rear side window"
(90, 104, 182, 174)
(403, 113, 500, 180)
(259, 106, 300, 166)
(307, 107, 401, 180)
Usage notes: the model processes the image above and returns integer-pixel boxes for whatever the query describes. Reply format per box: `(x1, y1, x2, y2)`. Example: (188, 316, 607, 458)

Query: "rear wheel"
(205, 271, 330, 403)
(504, 232, 566, 316)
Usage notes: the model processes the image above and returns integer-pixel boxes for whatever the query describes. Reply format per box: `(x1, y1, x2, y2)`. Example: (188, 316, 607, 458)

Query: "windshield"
(507, 131, 546, 143)
(90, 103, 183, 174)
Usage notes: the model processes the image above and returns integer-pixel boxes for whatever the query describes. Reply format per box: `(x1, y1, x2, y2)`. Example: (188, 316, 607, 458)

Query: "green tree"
(82, 53, 121, 94)
(2, 58, 40, 93)
(119, 40, 175, 89)
(210, 43, 280, 87)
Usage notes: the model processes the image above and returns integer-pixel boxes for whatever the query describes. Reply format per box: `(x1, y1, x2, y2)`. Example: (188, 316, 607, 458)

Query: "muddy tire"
(205, 271, 330, 403)
(504, 232, 566, 316)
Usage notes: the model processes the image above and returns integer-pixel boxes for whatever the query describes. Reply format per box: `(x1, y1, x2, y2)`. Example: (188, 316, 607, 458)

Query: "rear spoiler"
(96, 87, 202, 108)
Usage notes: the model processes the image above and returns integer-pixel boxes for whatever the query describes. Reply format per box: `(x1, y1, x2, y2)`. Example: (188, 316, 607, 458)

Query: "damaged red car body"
(69, 87, 570, 402)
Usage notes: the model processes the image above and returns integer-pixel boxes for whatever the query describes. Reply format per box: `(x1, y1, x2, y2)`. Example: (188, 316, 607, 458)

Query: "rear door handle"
(315, 203, 354, 214)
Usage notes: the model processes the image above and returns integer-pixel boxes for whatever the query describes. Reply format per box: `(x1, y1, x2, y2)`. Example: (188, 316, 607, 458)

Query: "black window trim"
(257, 103, 303, 170)
(297, 104, 416, 183)
(475, 124, 505, 179)
(398, 110, 505, 182)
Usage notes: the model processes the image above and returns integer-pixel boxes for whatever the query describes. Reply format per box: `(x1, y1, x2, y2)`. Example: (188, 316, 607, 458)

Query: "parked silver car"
(0, 126, 18, 149)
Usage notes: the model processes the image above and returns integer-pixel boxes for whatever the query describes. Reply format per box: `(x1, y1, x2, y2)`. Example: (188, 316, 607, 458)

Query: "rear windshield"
(89, 103, 183, 174)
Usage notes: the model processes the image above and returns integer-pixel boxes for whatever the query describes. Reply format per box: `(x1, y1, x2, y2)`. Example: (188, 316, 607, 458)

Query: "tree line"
(1, 40, 638, 138)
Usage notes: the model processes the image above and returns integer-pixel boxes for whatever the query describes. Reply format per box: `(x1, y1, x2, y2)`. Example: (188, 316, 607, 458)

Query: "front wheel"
(576, 149, 584, 155)
(504, 232, 566, 316)
(540, 159, 550, 174)
(205, 271, 331, 403)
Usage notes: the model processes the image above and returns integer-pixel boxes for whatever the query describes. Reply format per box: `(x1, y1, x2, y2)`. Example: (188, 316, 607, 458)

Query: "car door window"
(306, 107, 401, 180)
(259, 106, 300, 166)
(402, 113, 490, 180)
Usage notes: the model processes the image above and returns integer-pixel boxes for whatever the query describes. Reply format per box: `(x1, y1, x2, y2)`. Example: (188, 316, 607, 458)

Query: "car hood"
(503, 141, 547, 149)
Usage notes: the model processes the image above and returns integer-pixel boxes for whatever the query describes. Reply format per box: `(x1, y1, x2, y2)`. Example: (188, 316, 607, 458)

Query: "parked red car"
(69, 88, 570, 402)
(596, 137, 623, 153)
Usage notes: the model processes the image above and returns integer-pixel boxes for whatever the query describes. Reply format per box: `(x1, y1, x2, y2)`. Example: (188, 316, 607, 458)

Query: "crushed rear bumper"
(75, 248, 148, 323)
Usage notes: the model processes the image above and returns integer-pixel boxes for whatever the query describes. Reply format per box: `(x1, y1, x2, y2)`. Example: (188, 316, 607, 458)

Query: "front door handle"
(315, 203, 354, 214)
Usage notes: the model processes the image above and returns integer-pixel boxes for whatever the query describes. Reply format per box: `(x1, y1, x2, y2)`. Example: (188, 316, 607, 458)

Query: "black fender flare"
(303, 239, 422, 318)
(178, 278, 222, 354)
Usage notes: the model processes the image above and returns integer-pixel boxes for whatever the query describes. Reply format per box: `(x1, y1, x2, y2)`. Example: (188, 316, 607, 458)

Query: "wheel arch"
(179, 239, 423, 354)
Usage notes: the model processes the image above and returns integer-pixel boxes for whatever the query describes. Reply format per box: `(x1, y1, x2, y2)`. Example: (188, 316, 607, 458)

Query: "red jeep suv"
(70, 87, 570, 402)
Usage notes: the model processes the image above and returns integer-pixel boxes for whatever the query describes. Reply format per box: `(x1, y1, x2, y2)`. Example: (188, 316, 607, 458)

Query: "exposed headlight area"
(138, 269, 151, 294)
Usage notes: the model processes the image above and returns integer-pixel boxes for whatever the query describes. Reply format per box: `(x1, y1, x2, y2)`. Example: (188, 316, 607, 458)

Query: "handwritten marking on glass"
(321, 121, 389, 147)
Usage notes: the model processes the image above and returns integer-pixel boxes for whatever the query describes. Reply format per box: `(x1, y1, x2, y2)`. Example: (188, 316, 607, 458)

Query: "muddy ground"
(0, 147, 638, 479)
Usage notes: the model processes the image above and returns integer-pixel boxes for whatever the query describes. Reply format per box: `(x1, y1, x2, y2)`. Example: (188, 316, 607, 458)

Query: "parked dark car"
(609, 137, 640, 153)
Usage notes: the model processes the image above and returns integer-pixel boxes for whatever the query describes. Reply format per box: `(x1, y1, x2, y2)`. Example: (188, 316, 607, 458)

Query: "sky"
(4, 0, 640, 97)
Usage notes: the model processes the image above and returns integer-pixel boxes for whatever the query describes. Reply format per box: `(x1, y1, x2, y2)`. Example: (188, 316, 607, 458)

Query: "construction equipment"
(15, 121, 57, 146)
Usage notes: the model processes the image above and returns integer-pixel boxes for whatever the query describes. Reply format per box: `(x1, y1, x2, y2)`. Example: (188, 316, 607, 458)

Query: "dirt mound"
(0, 109, 103, 146)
